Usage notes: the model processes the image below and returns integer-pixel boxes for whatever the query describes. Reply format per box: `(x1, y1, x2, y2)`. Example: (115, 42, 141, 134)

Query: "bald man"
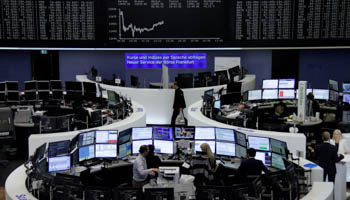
(314, 131, 344, 182)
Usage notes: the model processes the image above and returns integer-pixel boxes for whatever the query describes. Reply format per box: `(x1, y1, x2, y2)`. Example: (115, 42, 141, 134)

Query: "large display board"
(1, 0, 350, 48)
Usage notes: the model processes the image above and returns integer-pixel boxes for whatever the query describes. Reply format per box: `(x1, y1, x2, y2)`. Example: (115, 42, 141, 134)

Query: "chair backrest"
(0, 107, 13, 133)
(144, 187, 174, 200)
(112, 187, 143, 200)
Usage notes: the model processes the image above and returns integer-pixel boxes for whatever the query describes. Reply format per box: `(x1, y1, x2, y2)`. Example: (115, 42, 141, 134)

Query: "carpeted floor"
(0, 187, 5, 200)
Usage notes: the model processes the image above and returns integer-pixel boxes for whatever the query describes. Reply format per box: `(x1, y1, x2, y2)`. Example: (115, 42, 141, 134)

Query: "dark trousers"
(171, 108, 180, 127)
(323, 171, 336, 182)
(132, 180, 146, 188)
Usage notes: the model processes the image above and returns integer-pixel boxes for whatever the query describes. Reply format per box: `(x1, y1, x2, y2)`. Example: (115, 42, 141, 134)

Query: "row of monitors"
(0, 81, 19, 91)
(248, 89, 338, 101)
(262, 79, 295, 89)
(24, 80, 62, 91)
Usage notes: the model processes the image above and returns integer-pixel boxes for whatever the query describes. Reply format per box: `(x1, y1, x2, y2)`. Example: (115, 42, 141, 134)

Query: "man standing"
(171, 82, 186, 127)
(132, 145, 158, 187)
(311, 131, 344, 182)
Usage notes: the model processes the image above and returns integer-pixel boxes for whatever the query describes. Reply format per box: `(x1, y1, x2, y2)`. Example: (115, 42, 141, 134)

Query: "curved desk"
(188, 100, 307, 158)
(28, 101, 146, 157)
(76, 74, 256, 125)
(300, 182, 333, 200)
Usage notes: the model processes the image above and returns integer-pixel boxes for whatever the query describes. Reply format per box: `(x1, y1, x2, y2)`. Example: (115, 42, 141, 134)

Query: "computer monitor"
(248, 90, 262, 101)
(228, 66, 240, 81)
(34, 143, 47, 162)
(132, 127, 153, 140)
(204, 89, 214, 97)
(296, 89, 313, 99)
(176, 73, 193, 88)
(270, 138, 287, 157)
(24, 91, 37, 101)
(343, 110, 350, 123)
(83, 82, 97, 93)
(7, 91, 19, 102)
(278, 89, 295, 99)
(313, 89, 329, 100)
(65, 81, 83, 91)
(24, 81, 37, 91)
(215, 128, 235, 142)
(48, 140, 71, 157)
(329, 79, 339, 91)
(329, 90, 339, 102)
(118, 128, 132, 144)
(6, 81, 19, 91)
(152, 126, 173, 141)
(153, 140, 174, 154)
(255, 151, 272, 166)
(132, 140, 153, 154)
(198, 72, 212, 81)
(215, 70, 229, 84)
(195, 127, 215, 140)
(214, 100, 221, 110)
(262, 89, 278, 100)
(195, 140, 216, 154)
(78, 131, 95, 147)
(95, 144, 117, 158)
(50, 80, 63, 90)
(37, 81, 50, 90)
(79, 145, 95, 162)
(119, 142, 132, 158)
(272, 153, 286, 170)
(0, 82, 5, 92)
(235, 144, 247, 158)
(226, 82, 242, 93)
(248, 136, 270, 151)
(343, 94, 350, 103)
(343, 83, 350, 93)
(107, 91, 118, 106)
(235, 131, 247, 147)
(48, 155, 71, 172)
(174, 127, 195, 139)
(95, 130, 118, 143)
(278, 79, 295, 89)
(262, 79, 278, 89)
(216, 141, 235, 157)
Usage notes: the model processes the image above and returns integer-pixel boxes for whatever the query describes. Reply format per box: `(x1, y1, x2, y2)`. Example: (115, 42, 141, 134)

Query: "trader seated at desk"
(133, 145, 159, 188)
(271, 102, 287, 122)
(237, 148, 269, 178)
(225, 103, 245, 119)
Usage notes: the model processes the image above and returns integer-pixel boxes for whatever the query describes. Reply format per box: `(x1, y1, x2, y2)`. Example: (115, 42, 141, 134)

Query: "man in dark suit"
(313, 131, 344, 182)
(237, 148, 269, 177)
(171, 82, 186, 127)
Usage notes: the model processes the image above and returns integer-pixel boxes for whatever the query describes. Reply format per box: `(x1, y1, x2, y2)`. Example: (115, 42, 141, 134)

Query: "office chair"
(85, 186, 112, 200)
(112, 186, 143, 200)
(0, 107, 14, 167)
(144, 187, 174, 200)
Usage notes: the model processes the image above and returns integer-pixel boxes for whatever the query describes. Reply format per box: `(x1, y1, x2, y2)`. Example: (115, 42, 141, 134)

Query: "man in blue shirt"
(132, 145, 159, 187)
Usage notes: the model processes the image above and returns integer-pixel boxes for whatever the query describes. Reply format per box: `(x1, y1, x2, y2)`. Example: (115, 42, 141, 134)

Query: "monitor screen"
(48, 140, 71, 157)
(296, 89, 313, 99)
(78, 131, 95, 147)
(7, 92, 19, 101)
(248, 136, 270, 151)
(83, 82, 97, 93)
(48, 155, 71, 172)
(278, 89, 295, 99)
(25, 81, 37, 91)
(65, 81, 83, 91)
(132, 140, 153, 154)
(37, 81, 50, 90)
(118, 128, 132, 144)
(216, 141, 235, 157)
(278, 79, 295, 89)
(204, 89, 214, 97)
(255, 151, 272, 166)
(0, 82, 5, 91)
(329, 79, 338, 91)
(34, 143, 47, 162)
(132, 127, 153, 140)
(248, 90, 262, 101)
(262, 79, 278, 89)
(95, 130, 118, 143)
(153, 126, 173, 141)
(272, 153, 286, 170)
(95, 144, 117, 158)
(329, 90, 339, 102)
(107, 91, 117, 105)
(6, 82, 19, 91)
(153, 140, 174, 154)
(235, 144, 247, 158)
(313, 89, 329, 100)
(195, 140, 216, 154)
(214, 100, 221, 110)
(262, 89, 278, 100)
(270, 138, 287, 156)
(343, 94, 350, 103)
(79, 145, 95, 162)
(215, 128, 235, 142)
(174, 127, 195, 139)
(119, 142, 132, 158)
(195, 127, 215, 140)
(50, 80, 62, 90)
(343, 83, 350, 93)
(236, 131, 247, 147)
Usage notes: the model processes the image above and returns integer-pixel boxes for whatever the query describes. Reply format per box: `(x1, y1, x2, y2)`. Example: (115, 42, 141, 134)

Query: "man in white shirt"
(132, 145, 158, 187)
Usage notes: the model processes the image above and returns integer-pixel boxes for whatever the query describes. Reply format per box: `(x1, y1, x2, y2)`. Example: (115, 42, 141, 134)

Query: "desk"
(76, 74, 256, 124)
(300, 182, 333, 200)
(335, 162, 347, 200)
(285, 118, 323, 127)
